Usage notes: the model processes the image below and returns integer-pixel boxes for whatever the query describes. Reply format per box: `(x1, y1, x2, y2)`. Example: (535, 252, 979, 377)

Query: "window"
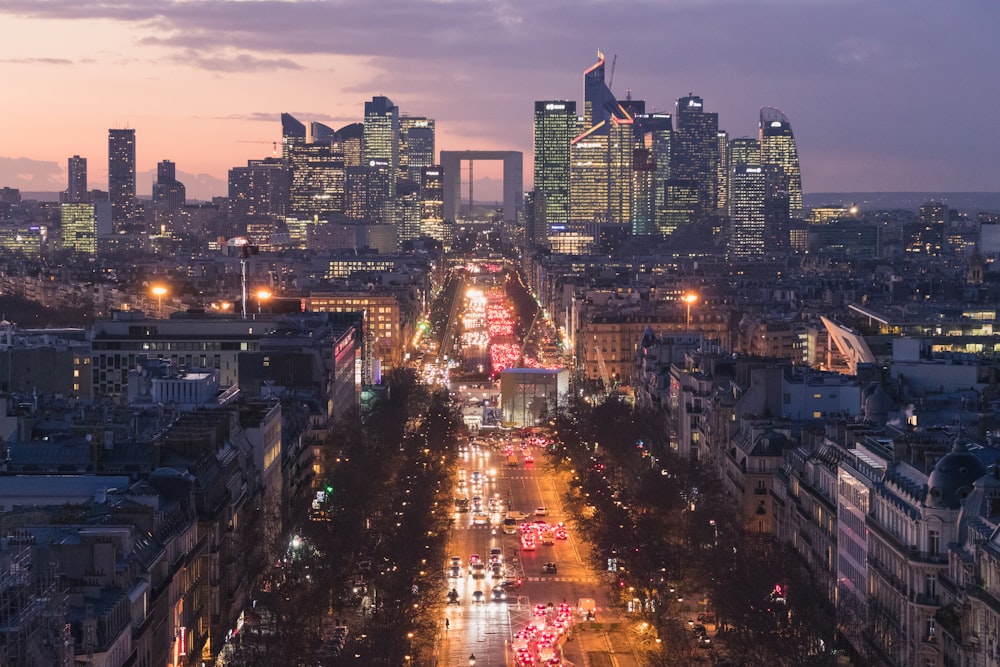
(929, 529, 940, 555)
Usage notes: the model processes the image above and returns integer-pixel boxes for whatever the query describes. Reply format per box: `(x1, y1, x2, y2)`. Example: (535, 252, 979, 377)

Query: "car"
(447, 588, 460, 604)
(554, 525, 568, 540)
(540, 530, 555, 545)
(535, 506, 548, 516)
(542, 562, 557, 574)
(501, 577, 522, 591)
(490, 547, 502, 562)
(471, 562, 486, 579)
(491, 585, 507, 601)
(473, 513, 490, 525)
(449, 565, 461, 577)
(524, 453, 535, 464)
(491, 562, 504, 578)
(472, 590, 485, 604)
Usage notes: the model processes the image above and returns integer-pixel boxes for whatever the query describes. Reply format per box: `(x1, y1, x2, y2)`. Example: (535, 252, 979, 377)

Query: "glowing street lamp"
(256, 288, 272, 315)
(682, 293, 698, 332)
(151, 285, 168, 317)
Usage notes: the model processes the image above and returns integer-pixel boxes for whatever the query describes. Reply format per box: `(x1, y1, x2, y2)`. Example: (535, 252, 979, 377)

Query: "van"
(507, 454, 518, 466)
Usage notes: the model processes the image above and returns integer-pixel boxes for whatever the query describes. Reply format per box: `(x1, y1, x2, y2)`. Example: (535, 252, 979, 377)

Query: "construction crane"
(236, 139, 279, 156)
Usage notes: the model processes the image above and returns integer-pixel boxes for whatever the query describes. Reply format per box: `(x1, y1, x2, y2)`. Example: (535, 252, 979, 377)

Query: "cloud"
(0, 157, 65, 191)
(171, 49, 302, 73)
(0, 57, 73, 65)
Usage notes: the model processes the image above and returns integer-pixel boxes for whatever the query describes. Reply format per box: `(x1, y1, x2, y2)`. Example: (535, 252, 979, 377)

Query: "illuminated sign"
(545, 103, 566, 111)
(770, 121, 783, 128)
(177, 627, 187, 656)
(687, 100, 703, 108)
(745, 167, 762, 173)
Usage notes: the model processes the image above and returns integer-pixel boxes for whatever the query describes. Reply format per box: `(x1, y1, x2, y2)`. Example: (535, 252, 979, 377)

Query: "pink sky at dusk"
(1, 1, 998, 202)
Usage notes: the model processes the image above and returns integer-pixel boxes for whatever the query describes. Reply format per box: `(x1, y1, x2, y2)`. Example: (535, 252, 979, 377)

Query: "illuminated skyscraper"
(716, 130, 729, 212)
(400, 116, 435, 183)
(758, 107, 802, 214)
(533, 100, 576, 233)
(228, 158, 289, 237)
(728, 164, 766, 258)
(672, 95, 719, 216)
(634, 113, 673, 235)
(726, 137, 759, 213)
(419, 166, 448, 245)
(281, 113, 307, 161)
(338, 123, 364, 168)
(67, 155, 87, 203)
(288, 142, 345, 218)
(363, 96, 399, 227)
(108, 128, 136, 227)
(571, 52, 634, 226)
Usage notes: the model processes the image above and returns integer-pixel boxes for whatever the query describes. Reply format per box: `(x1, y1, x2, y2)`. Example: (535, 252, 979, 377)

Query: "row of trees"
(550, 395, 841, 666)
(226, 367, 462, 665)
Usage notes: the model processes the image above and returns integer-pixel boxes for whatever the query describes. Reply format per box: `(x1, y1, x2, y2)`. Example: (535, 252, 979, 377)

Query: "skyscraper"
(228, 158, 290, 237)
(728, 164, 766, 258)
(152, 160, 186, 211)
(634, 113, 673, 236)
(533, 100, 576, 234)
(363, 96, 399, 227)
(287, 142, 346, 219)
(281, 113, 307, 161)
(419, 166, 448, 244)
(727, 137, 760, 214)
(571, 53, 634, 226)
(108, 128, 136, 227)
(672, 95, 719, 216)
(716, 130, 729, 212)
(400, 116, 435, 183)
(67, 155, 88, 203)
(758, 107, 802, 214)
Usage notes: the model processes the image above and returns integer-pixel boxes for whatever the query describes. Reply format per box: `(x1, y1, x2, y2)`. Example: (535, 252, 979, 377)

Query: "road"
(437, 440, 645, 667)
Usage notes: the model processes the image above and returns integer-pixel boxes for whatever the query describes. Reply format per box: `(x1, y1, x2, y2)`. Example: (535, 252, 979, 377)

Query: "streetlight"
(682, 292, 698, 332)
(469, 654, 476, 666)
(256, 288, 272, 315)
(151, 285, 167, 318)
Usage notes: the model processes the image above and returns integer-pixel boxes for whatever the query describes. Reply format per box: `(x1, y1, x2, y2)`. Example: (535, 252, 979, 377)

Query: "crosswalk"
(523, 576, 587, 583)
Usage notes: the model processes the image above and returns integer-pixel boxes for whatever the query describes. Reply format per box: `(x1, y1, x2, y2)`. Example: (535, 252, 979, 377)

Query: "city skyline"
(1, 0, 998, 201)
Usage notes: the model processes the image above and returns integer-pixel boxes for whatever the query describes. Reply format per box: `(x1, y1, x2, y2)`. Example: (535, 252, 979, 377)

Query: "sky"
(1, 0, 998, 202)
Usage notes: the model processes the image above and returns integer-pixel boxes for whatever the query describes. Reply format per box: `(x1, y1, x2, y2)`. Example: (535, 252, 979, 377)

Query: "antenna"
(609, 54, 617, 89)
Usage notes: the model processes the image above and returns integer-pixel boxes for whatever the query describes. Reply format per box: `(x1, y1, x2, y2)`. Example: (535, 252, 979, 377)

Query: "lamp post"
(469, 654, 476, 666)
(151, 285, 167, 318)
(682, 293, 698, 332)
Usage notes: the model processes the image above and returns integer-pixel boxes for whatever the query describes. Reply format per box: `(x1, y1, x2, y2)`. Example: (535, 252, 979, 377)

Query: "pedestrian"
(446, 617, 450, 630)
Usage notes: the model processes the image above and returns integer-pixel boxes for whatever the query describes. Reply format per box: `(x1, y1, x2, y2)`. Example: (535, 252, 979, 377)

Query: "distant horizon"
(14, 189, 1000, 215)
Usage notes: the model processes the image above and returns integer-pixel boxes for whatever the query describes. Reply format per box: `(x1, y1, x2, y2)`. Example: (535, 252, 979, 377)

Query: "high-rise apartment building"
(533, 100, 576, 236)
(67, 155, 88, 203)
(672, 95, 719, 216)
(228, 158, 290, 237)
(399, 117, 435, 183)
(759, 107, 803, 214)
(363, 96, 399, 227)
(108, 128, 136, 227)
